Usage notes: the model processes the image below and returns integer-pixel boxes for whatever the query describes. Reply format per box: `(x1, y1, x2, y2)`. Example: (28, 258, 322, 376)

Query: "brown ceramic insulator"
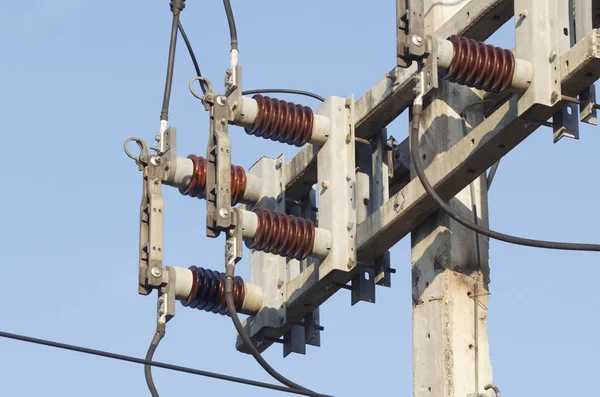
(179, 154, 247, 206)
(442, 35, 516, 94)
(181, 266, 245, 316)
(244, 95, 314, 147)
(246, 208, 315, 261)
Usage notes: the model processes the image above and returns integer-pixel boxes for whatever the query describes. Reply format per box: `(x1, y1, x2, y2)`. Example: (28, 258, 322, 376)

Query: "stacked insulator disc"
(442, 35, 516, 94)
(246, 208, 315, 261)
(182, 266, 245, 315)
(179, 154, 247, 206)
(244, 95, 314, 147)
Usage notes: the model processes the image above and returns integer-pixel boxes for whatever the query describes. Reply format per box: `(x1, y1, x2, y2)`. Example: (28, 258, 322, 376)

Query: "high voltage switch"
(121, 0, 600, 396)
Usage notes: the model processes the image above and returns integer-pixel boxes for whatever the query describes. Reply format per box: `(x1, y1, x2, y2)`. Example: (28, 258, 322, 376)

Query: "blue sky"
(1, 1, 598, 396)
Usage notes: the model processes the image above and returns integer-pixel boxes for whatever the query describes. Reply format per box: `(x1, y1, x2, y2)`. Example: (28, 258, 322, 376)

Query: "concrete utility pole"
(411, 2, 492, 396)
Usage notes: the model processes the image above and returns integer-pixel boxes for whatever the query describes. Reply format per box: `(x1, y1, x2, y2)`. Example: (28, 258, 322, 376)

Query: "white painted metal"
(514, 0, 561, 116)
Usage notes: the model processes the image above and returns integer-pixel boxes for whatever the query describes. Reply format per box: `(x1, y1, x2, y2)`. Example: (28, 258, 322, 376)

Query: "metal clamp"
(205, 95, 233, 237)
(124, 137, 150, 171)
(397, 0, 428, 68)
(189, 76, 216, 111)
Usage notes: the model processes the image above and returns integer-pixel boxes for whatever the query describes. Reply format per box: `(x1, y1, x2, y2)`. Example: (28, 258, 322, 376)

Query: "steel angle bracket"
(553, 0, 580, 142)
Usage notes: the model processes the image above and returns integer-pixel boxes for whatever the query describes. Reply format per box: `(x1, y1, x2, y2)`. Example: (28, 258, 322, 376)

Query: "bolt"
(347, 221, 354, 230)
(518, 9, 528, 18)
(275, 158, 283, 170)
(549, 50, 557, 63)
(412, 34, 424, 47)
(151, 267, 162, 278)
(219, 208, 230, 218)
(155, 134, 161, 142)
(321, 181, 329, 189)
(205, 94, 213, 102)
(277, 279, 284, 289)
(220, 118, 227, 125)
(551, 91, 559, 104)
(231, 101, 239, 111)
(216, 95, 227, 106)
(150, 156, 161, 166)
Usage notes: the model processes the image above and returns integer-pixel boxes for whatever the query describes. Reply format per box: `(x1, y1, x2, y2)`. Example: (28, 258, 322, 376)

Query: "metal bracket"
(158, 267, 177, 325)
(283, 311, 322, 357)
(236, 157, 287, 354)
(575, 0, 598, 125)
(397, 0, 427, 68)
(206, 97, 233, 237)
(515, 0, 561, 118)
(553, 0, 580, 142)
(138, 160, 166, 295)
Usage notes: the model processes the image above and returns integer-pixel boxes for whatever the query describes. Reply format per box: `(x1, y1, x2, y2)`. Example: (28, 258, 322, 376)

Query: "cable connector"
(169, 0, 186, 13)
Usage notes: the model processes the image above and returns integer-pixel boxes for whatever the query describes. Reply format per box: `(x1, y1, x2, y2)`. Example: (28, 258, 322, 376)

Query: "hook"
(124, 137, 149, 171)
(483, 384, 501, 397)
(189, 76, 215, 111)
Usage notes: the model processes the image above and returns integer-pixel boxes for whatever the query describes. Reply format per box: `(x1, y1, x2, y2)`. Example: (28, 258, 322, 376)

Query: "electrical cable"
(144, 326, 165, 397)
(242, 89, 326, 102)
(160, 0, 186, 122)
(178, 21, 204, 94)
(224, 239, 329, 397)
(410, 90, 600, 252)
(0, 330, 327, 396)
(222, 0, 238, 51)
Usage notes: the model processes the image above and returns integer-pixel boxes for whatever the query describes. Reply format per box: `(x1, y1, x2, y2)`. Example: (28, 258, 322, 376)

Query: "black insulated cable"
(222, 0, 238, 50)
(178, 21, 203, 82)
(160, 0, 186, 122)
(0, 330, 326, 396)
(242, 89, 325, 102)
(410, 100, 600, 252)
(144, 326, 165, 397)
(224, 267, 331, 397)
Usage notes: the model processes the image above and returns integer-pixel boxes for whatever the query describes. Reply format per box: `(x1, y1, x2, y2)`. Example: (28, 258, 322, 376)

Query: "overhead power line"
(0, 330, 332, 397)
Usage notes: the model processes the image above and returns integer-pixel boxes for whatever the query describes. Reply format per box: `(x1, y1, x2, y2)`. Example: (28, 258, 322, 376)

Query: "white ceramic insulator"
(240, 209, 258, 239)
(168, 156, 194, 189)
(237, 96, 258, 128)
(172, 267, 193, 301)
(241, 282, 263, 315)
(309, 115, 331, 145)
(436, 36, 455, 69)
(511, 58, 533, 92)
(312, 227, 332, 259)
(243, 173, 262, 203)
